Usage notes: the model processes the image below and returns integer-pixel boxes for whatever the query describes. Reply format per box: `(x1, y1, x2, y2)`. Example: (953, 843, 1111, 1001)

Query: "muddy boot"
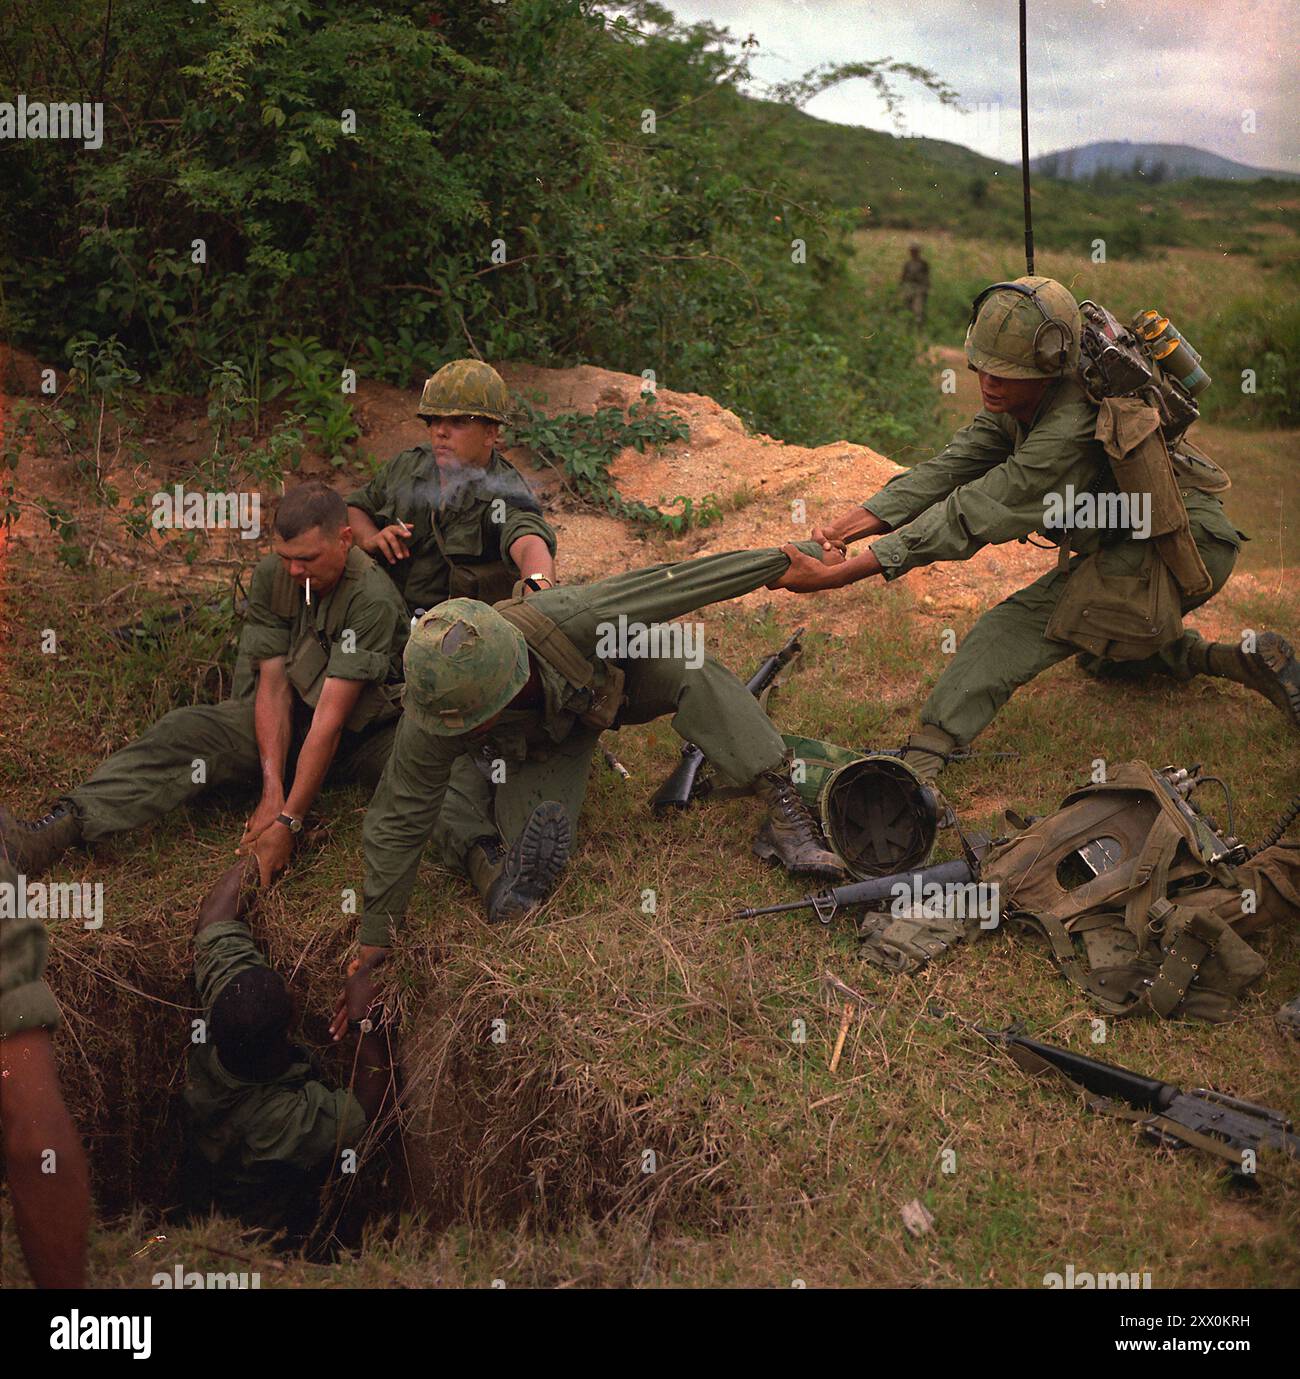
(898, 725, 959, 829)
(1276, 995, 1300, 1038)
(1191, 633, 1300, 728)
(0, 801, 84, 878)
(752, 770, 845, 881)
(469, 801, 572, 925)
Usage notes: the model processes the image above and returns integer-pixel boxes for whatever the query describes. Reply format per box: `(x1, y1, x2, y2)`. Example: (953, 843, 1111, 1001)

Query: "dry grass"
(3, 502, 1298, 1287)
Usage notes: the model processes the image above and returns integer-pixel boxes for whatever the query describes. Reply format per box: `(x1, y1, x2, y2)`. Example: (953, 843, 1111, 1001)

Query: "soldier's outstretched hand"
(767, 542, 845, 593)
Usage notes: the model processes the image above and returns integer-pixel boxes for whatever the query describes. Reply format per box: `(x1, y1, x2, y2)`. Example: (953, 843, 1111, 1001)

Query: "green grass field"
(3, 514, 1296, 1288)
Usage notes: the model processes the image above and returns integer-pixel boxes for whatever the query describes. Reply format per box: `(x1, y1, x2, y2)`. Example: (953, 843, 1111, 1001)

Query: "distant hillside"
(711, 97, 1298, 253)
(1031, 141, 1300, 183)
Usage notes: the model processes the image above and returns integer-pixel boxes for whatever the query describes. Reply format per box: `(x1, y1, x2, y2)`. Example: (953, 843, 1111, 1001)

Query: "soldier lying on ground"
(0, 855, 91, 1287)
(1, 482, 408, 886)
(773, 275, 1299, 781)
(346, 359, 558, 613)
(329, 543, 847, 1030)
(180, 858, 392, 1250)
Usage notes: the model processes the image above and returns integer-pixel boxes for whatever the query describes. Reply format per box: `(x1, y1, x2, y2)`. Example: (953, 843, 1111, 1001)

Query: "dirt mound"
(347, 360, 1061, 634)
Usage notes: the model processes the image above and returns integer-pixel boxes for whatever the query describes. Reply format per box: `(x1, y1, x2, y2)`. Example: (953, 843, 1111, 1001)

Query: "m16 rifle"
(933, 1005, 1300, 1175)
(733, 854, 984, 924)
(651, 626, 805, 814)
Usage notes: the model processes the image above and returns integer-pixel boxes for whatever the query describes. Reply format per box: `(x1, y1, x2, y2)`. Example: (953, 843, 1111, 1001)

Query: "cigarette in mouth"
(305, 578, 312, 605)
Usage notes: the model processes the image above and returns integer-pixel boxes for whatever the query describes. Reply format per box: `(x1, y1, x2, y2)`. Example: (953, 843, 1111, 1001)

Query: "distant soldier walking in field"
(900, 243, 931, 328)
(346, 359, 558, 615)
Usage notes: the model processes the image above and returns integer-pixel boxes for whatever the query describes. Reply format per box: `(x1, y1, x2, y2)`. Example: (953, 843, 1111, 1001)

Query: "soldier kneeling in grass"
(330, 542, 848, 1026)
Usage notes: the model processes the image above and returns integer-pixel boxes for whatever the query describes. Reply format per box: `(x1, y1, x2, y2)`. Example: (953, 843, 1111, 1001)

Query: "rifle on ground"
(651, 626, 805, 814)
(733, 854, 982, 924)
(935, 1005, 1300, 1174)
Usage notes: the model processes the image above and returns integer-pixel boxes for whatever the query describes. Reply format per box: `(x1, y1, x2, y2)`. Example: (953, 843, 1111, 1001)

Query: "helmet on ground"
(404, 599, 529, 735)
(416, 359, 513, 423)
(965, 275, 1080, 379)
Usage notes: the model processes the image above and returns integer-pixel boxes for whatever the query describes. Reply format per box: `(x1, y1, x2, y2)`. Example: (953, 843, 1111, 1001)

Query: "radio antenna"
(1019, 0, 1035, 275)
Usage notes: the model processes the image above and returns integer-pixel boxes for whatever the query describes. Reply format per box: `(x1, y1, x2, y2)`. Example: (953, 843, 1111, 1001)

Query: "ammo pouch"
(982, 761, 1271, 1023)
(1044, 397, 1213, 662)
(1044, 540, 1183, 661)
(494, 598, 626, 730)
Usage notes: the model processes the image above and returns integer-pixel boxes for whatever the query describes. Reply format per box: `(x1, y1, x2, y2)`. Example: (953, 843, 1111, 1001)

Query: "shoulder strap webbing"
(495, 599, 598, 691)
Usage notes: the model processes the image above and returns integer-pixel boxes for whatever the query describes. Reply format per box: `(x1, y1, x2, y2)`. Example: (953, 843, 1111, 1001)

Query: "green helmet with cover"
(403, 598, 529, 735)
(965, 275, 1081, 379)
(416, 359, 514, 423)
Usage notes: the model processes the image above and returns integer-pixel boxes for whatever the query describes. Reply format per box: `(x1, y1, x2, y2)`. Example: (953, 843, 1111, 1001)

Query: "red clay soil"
(1, 346, 1290, 644)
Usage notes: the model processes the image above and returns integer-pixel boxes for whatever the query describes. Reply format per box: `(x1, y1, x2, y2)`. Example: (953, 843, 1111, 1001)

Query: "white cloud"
(656, 0, 1300, 172)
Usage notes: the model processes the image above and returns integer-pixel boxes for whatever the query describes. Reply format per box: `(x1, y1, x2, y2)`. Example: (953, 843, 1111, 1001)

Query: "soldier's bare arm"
(194, 857, 261, 936)
(0, 1029, 91, 1288)
(248, 676, 367, 882)
(811, 505, 894, 552)
(239, 655, 295, 848)
(508, 532, 555, 588)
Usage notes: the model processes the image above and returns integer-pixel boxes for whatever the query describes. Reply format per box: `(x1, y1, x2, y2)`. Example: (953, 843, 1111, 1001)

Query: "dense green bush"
(1, 0, 944, 450)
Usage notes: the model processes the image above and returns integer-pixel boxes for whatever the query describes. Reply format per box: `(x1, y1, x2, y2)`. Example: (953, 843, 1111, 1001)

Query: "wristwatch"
(348, 1001, 389, 1034)
(522, 573, 554, 592)
(275, 813, 303, 834)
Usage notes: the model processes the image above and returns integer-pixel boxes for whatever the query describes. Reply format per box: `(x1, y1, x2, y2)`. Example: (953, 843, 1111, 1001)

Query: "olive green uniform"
(70, 547, 407, 841)
(360, 543, 822, 947)
(900, 255, 930, 326)
(862, 378, 1242, 744)
(346, 446, 557, 612)
(183, 918, 365, 1233)
(0, 860, 61, 1038)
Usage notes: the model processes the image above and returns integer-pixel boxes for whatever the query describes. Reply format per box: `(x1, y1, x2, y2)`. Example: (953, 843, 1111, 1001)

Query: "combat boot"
(1190, 633, 1300, 727)
(468, 801, 572, 925)
(752, 770, 845, 880)
(898, 725, 959, 829)
(0, 801, 83, 878)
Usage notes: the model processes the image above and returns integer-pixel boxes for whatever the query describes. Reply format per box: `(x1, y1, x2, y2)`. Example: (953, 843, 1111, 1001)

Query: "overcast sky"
(659, 0, 1300, 173)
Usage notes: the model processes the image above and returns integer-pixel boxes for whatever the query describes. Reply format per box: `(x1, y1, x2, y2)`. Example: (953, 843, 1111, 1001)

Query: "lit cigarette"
(398, 521, 413, 536)
(305, 578, 312, 605)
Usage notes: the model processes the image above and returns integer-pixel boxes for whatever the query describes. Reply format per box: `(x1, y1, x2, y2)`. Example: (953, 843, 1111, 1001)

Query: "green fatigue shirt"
(0, 860, 61, 1038)
(233, 546, 408, 732)
(183, 919, 366, 1233)
(901, 257, 930, 288)
(863, 377, 1222, 578)
(358, 542, 823, 946)
(346, 446, 557, 612)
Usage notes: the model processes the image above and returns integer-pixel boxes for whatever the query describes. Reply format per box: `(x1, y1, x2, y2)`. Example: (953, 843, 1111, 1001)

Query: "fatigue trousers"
(432, 649, 788, 874)
(921, 516, 1240, 746)
(71, 700, 397, 841)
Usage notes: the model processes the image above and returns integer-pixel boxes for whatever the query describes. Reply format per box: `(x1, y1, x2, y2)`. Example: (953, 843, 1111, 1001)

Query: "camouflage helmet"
(403, 598, 529, 735)
(416, 359, 513, 423)
(965, 275, 1080, 379)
